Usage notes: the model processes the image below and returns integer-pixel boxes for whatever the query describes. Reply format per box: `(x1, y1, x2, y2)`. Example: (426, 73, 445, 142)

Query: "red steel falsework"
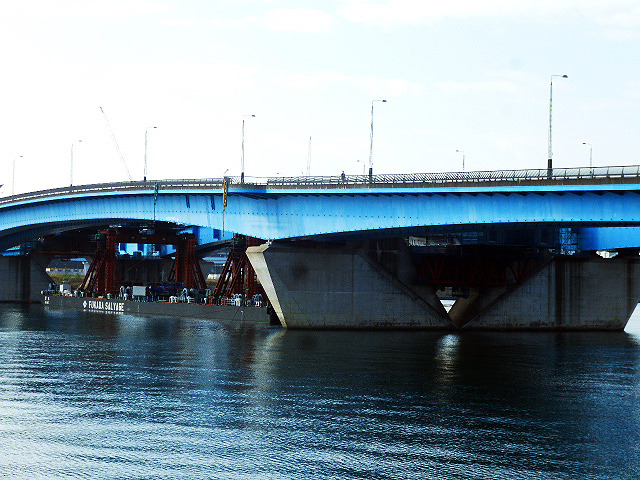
(212, 235, 262, 302)
(79, 230, 119, 295)
(80, 229, 206, 296)
(169, 235, 207, 290)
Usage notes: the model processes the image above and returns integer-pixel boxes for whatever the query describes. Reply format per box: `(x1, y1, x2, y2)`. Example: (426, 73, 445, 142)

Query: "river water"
(0, 304, 639, 479)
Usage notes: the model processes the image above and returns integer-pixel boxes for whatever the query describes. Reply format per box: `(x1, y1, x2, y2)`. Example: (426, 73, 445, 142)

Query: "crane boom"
(100, 107, 132, 181)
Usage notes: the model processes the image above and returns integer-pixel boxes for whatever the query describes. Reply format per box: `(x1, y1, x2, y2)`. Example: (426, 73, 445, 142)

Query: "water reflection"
(0, 304, 638, 479)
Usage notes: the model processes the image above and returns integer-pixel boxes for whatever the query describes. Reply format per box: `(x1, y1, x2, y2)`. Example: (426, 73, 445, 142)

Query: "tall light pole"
(12, 155, 22, 195)
(548, 74, 568, 171)
(369, 99, 387, 181)
(70, 139, 82, 186)
(144, 126, 157, 182)
(307, 136, 312, 176)
(241, 114, 255, 183)
(582, 142, 593, 169)
(456, 149, 465, 172)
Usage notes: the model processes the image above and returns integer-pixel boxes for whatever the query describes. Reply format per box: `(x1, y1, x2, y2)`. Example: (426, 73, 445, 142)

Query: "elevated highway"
(2, 164, 640, 249)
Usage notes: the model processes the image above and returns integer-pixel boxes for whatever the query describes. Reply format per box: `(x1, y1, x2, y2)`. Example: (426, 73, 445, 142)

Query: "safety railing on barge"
(2, 164, 640, 205)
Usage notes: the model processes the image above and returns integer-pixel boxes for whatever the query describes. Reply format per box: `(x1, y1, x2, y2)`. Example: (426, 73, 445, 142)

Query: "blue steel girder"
(206, 186, 640, 241)
(1, 183, 640, 250)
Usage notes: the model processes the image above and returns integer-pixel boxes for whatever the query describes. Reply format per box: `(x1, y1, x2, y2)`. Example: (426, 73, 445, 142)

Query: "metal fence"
(262, 165, 640, 187)
(2, 164, 640, 205)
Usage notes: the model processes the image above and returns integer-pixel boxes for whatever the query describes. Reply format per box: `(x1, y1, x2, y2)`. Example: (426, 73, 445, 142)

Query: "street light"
(369, 99, 387, 180)
(241, 114, 256, 183)
(456, 149, 465, 172)
(144, 126, 157, 182)
(582, 142, 593, 169)
(307, 136, 312, 177)
(12, 155, 22, 195)
(70, 139, 82, 186)
(548, 74, 568, 171)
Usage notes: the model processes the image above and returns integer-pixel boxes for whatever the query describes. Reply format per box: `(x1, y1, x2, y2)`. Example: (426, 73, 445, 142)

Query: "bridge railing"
(260, 164, 640, 187)
(0, 178, 225, 205)
(2, 165, 640, 205)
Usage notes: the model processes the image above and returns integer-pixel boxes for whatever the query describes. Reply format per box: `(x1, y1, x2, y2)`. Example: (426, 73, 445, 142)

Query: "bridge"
(3, 164, 640, 330)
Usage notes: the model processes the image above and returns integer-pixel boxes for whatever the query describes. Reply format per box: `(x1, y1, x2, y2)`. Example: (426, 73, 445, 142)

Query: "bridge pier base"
(246, 243, 453, 329)
(248, 244, 640, 330)
(0, 254, 53, 303)
(456, 255, 640, 330)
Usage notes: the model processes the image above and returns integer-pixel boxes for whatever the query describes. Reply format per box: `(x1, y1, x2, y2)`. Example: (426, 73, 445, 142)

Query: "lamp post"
(12, 155, 22, 195)
(307, 136, 312, 177)
(369, 99, 387, 181)
(144, 126, 157, 182)
(582, 142, 593, 170)
(548, 74, 568, 172)
(70, 140, 82, 187)
(456, 149, 465, 172)
(241, 114, 255, 183)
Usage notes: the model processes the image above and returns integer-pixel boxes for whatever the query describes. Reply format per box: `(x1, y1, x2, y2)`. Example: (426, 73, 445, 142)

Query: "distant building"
(46, 259, 88, 275)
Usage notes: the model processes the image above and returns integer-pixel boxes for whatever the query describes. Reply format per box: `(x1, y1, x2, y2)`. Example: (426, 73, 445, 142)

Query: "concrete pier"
(0, 254, 53, 302)
(247, 244, 452, 329)
(248, 244, 640, 330)
(454, 255, 640, 330)
(117, 257, 175, 285)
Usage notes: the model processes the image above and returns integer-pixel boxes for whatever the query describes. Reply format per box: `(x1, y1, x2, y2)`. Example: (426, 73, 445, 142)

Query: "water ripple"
(0, 307, 638, 478)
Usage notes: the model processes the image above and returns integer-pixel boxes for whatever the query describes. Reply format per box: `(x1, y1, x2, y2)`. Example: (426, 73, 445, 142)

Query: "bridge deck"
(2, 164, 640, 206)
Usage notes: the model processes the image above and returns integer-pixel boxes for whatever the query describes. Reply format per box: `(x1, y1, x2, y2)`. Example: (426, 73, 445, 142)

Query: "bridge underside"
(247, 240, 640, 330)
(5, 221, 640, 331)
(4, 216, 640, 331)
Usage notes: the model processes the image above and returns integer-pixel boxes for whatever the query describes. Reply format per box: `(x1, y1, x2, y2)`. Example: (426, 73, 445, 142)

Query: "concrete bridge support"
(0, 254, 53, 303)
(247, 244, 640, 330)
(454, 255, 640, 330)
(246, 243, 452, 329)
(117, 258, 175, 286)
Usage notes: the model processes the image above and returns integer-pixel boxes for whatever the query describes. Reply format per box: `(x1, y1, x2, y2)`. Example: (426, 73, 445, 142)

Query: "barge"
(40, 230, 276, 325)
(42, 294, 274, 324)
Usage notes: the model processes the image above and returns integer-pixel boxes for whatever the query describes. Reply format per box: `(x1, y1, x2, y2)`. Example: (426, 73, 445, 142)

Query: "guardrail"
(263, 164, 640, 187)
(2, 164, 640, 205)
(0, 178, 225, 206)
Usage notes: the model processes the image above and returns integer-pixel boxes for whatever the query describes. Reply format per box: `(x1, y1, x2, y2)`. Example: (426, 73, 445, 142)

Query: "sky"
(1, 0, 640, 194)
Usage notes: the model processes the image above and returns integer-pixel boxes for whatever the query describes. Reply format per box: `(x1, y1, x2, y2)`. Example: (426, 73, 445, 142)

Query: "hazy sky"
(1, 0, 640, 193)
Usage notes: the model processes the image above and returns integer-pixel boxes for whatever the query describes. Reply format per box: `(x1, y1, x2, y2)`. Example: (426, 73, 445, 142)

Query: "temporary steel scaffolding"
(79, 229, 206, 297)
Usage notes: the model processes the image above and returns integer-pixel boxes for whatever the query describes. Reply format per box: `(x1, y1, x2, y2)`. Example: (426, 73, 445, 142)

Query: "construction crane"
(100, 107, 132, 181)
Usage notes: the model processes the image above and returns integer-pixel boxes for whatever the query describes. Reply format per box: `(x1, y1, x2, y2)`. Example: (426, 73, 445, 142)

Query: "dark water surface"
(0, 304, 639, 479)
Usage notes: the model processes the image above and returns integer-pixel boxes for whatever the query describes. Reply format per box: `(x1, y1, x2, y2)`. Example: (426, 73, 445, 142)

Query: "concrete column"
(117, 258, 174, 285)
(0, 254, 53, 302)
(246, 243, 453, 329)
(248, 244, 640, 331)
(457, 255, 640, 330)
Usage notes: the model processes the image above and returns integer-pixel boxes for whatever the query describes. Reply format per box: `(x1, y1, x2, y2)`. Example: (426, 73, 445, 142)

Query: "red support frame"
(79, 229, 207, 297)
(171, 235, 207, 290)
(211, 235, 263, 302)
(79, 230, 120, 296)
